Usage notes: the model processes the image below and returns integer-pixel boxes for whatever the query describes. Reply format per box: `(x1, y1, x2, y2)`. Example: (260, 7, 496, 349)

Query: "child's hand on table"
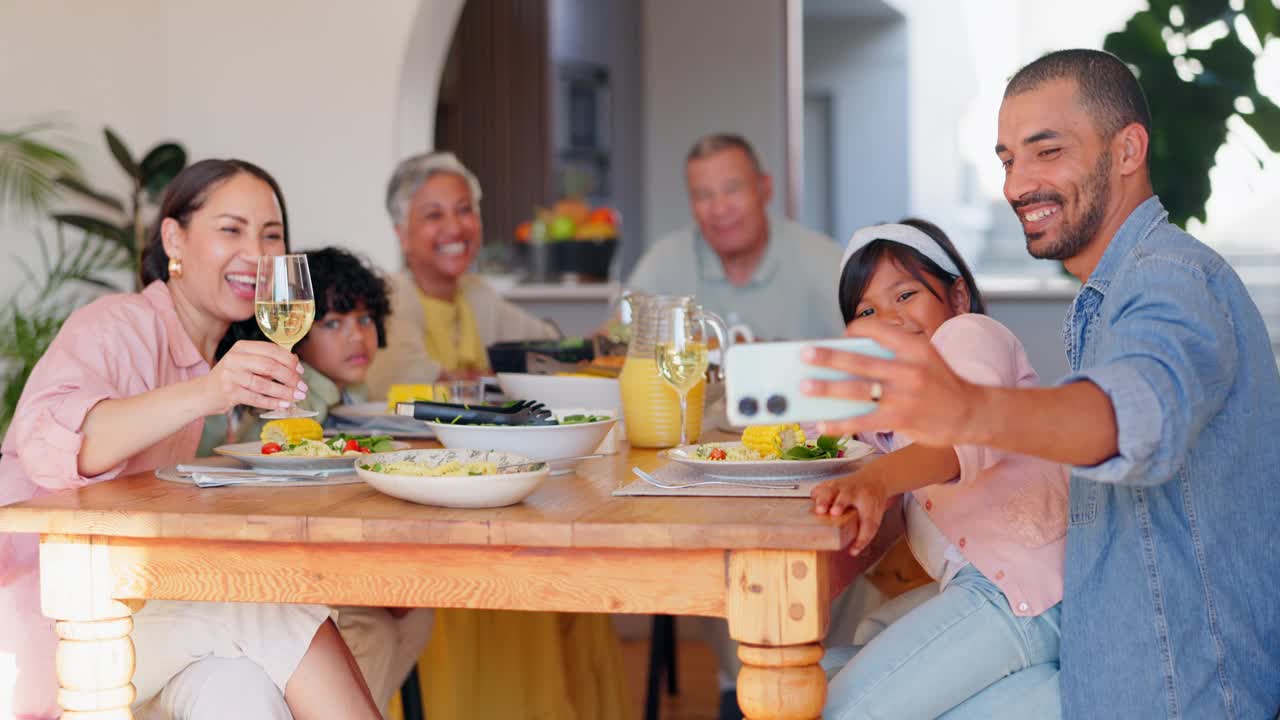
(811, 475, 890, 557)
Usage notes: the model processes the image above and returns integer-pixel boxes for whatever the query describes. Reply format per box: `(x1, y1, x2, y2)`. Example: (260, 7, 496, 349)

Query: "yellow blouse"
(418, 290, 488, 373)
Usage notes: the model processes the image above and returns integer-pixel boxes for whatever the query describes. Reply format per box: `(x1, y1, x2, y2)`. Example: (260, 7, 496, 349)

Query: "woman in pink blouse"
(0, 159, 381, 720)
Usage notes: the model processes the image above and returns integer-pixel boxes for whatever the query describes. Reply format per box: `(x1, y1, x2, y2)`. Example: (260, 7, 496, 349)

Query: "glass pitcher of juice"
(618, 293, 731, 447)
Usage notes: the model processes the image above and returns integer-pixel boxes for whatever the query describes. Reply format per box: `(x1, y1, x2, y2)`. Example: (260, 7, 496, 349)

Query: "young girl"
(809, 219, 1068, 720)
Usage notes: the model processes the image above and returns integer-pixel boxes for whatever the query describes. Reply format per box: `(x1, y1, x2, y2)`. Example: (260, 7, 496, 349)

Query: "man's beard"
(1019, 151, 1111, 261)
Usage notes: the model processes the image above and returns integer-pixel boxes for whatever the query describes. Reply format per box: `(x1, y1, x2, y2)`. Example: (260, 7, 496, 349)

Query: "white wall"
(0, 0, 463, 302)
(550, 0, 646, 274)
(804, 16, 910, 245)
(641, 0, 789, 243)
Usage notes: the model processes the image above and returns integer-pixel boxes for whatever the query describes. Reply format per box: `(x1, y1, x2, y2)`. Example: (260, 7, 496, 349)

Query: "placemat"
(156, 456, 363, 487)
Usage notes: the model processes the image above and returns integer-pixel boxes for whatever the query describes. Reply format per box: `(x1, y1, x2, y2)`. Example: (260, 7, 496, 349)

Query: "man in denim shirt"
(803, 49, 1280, 718)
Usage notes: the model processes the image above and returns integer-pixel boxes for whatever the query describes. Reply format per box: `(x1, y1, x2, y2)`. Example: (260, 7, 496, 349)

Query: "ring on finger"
(869, 381, 884, 403)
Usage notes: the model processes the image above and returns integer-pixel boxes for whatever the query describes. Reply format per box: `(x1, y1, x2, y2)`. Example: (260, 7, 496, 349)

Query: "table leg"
(727, 550, 829, 720)
(40, 534, 140, 720)
(737, 642, 826, 719)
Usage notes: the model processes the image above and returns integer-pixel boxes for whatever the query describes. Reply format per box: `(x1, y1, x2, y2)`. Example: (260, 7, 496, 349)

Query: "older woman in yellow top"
(366, 152, 557, 395)
(371, 153, 629, 720)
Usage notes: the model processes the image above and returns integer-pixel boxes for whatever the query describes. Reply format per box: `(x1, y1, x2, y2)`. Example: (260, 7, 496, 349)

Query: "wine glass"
(654, 305, 710, 446)
(255, 253, 317, 419)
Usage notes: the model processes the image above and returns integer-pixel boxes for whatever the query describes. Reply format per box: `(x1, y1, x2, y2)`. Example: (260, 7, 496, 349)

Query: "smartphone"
(723, 337, 893, 426)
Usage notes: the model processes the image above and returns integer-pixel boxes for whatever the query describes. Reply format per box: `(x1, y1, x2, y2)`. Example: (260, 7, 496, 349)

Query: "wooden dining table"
(0, 441, 892, 720)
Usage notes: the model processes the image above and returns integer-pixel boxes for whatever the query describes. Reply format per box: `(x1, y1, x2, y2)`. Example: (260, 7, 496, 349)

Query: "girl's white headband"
(838, 223, 962, 278)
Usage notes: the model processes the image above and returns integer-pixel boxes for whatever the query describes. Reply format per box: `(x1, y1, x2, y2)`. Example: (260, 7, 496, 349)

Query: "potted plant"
(0, 126, 186, 437)
(1104, 0, 1280, 226)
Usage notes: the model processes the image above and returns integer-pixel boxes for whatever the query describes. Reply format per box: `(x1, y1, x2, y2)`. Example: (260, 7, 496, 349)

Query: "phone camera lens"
(766, 394, 787, 415)
(738, 397, 759, 417)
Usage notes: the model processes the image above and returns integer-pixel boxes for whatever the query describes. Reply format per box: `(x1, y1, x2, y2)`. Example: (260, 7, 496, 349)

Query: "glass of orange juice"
(618, 294, 727, 447)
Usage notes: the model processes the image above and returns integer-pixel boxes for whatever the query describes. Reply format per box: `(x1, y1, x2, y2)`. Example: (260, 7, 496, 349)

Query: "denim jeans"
(822, 566, 1061, 720)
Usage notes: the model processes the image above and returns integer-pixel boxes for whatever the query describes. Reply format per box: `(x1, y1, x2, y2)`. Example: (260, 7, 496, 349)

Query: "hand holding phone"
(724, 337, 893, 426)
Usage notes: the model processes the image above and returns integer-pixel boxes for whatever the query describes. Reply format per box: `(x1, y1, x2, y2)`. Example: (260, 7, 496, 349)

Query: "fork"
(632, 467, 798, 490)
(192, 474, 318, 488)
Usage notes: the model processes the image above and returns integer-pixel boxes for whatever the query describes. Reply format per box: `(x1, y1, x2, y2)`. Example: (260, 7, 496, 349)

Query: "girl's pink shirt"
(861, 313, 1069, 617)
(0, 281, 209, 718)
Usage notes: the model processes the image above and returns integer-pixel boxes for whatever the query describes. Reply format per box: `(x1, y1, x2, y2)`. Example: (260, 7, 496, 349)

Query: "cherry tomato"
(344, 439, 361, 452)
(261, 442, 282, 455)
(709, 447, 727, 461)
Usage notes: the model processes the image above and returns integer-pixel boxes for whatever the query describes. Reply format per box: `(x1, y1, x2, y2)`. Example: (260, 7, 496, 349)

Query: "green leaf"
(1146, 0, 1177, 21)
(1244, 0, 1279, 40)
(0, 304, 66, 438)
(54, 174, 124, 212)
(1187, 33, 1256, 97)
(782, 445, 822, 460)
(1242, 92, 1280, 151)
(0, 126, 80, 219)
(1105, 10, 1168, 60)
(53, 213, 134, 252)
(139, 143, 186, 200)
(781, 436, 846, 460)
(103, 127, 139, 180)
(1180, 0, 1230, 28)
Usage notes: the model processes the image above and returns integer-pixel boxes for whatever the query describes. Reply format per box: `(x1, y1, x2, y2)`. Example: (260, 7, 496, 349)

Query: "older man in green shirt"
(626, 133, 846, 340)
(629, 134, 878, 720)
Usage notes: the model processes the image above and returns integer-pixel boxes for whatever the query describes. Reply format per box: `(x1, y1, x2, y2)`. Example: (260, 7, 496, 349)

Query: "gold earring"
(168, 256, 184, 279)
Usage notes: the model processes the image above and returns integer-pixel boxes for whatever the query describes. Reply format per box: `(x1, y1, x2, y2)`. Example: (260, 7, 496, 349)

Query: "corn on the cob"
(386, 383, 436, 411)
(741, 424, 806, 459)
(260, 418, 324, 446)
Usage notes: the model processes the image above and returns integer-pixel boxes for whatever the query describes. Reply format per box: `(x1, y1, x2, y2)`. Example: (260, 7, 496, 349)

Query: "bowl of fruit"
(515, 198, 620, 280)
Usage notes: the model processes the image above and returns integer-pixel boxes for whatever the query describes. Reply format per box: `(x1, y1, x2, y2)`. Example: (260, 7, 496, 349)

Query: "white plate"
(213, 439, 412, 471)
(356, 448, 549, 508)
(328, 402, 436, 439)
(658, 440, 874, 480)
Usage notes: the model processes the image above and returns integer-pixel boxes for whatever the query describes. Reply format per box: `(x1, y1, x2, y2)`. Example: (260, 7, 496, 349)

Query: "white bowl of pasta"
(354, 448, 549, 508)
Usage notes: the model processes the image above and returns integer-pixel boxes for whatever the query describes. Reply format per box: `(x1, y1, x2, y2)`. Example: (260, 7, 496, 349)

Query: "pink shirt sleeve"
(7, 302, 155, 490)
(931, 314, 1039, 481)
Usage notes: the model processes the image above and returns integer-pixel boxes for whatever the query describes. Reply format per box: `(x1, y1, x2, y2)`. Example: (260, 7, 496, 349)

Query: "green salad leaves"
(781, 434, 847, 460)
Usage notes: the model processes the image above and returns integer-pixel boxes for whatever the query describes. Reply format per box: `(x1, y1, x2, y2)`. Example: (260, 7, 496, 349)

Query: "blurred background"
(3, 0, 1279, 415)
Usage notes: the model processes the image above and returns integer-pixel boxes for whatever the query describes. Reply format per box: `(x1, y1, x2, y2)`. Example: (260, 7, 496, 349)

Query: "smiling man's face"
(996, 78, 1116, 262)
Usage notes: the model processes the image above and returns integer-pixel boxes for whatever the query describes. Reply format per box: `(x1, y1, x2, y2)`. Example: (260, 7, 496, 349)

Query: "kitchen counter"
(974, 274, 1080, 300)
(488, 275, 1079, 378)
(493, 280, 621, 302)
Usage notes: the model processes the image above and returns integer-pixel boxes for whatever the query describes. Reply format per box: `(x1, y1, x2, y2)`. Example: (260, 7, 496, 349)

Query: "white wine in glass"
(654, 307, 710, 446)
(255, 299, 315, 350)
(655, 342, 709, 395)
(255, 253, 317, 419)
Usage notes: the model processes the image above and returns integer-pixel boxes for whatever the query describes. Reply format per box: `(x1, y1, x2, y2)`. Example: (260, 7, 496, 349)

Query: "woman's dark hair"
(139, 158, 290, 359)
(837, 217, 986, 325)
(296, 247, 392, 349)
